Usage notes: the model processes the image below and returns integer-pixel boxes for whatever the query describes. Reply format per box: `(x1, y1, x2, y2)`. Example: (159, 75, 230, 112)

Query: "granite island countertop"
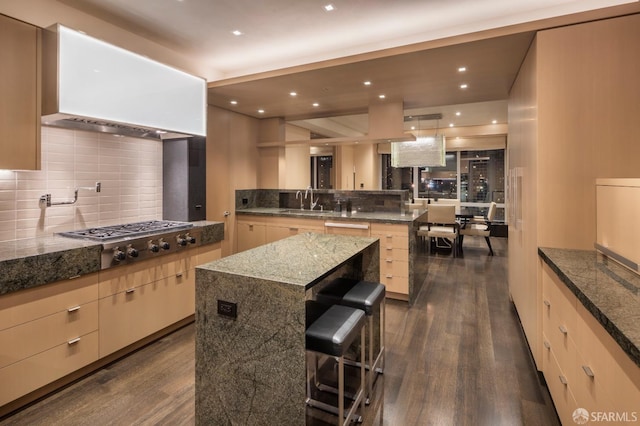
(538, 247, 640, 368)
(236, 207, 426, 224)
(198, 232, 378, 289)
(0, 221, 225, 296)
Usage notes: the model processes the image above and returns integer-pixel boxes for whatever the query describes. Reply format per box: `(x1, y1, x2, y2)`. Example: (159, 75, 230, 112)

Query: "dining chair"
(417, 204, 459, 257)
(459, 201, 497, 256)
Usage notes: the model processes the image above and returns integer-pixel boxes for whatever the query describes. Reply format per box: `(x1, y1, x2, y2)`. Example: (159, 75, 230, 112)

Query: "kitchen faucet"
(305, 186, 319, 210)
(296, 190, 303, 210)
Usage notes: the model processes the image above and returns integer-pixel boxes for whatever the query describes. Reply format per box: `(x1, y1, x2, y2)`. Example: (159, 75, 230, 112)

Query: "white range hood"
(42, 24, 206, 140)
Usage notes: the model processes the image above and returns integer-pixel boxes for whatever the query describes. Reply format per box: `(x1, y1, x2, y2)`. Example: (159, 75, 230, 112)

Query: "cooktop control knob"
(159, 238, 170, 250)
(148, 240, 160, 253)
(176, 235, 188, 246)
(185, 233, 196, 244)
(127, 245, 139, 258)
(113, 247, 126, 262)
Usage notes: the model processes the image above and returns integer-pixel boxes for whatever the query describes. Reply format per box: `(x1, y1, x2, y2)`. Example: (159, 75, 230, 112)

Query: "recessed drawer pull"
(176, 272, 183, 278)
(582, 366, 595, 378)
(558, 325, 568, 335)
(126, 288, 136, 294)
(386, 247, 393, 251)
(386, 274, 393, 278)
(68, 337, 81, 345)
(543, 300, 551, 308)
(386, 259, 393, 263)
(386, 234, 393, 238)
(559, 375, 568, 386)
(543, 341, 551, 350)
(289, 228, 299, 231)
(67, 305, 81, 313)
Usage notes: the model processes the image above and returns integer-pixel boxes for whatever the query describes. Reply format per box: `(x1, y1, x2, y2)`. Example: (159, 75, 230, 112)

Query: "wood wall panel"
(507, 37, 540, 365)
(536, 13, 640, 250)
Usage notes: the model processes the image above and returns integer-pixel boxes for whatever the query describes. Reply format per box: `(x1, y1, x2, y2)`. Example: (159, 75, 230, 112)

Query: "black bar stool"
(316, 278, 386, 404)
(306, 301, 366, 425)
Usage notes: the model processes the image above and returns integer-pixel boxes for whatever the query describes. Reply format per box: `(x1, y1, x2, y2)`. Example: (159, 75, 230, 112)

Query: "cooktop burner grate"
(58, 220, 193, 241)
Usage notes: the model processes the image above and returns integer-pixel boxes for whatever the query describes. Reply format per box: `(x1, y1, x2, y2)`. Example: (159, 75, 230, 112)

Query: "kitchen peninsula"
(235, 188, 427, 304)
(195, 232, 379, 425)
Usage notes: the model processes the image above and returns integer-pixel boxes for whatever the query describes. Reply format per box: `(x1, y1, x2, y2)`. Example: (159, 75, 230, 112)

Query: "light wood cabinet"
(541, 263, 640, 423)
(371, 223, 409, 297)
(0, 274, 99, 406)
(0, 14, 41, 170)
(265, 216, 324, 244)
(236, 216, 267, 252)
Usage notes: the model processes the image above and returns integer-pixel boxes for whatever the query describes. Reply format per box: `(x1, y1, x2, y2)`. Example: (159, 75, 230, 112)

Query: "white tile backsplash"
(0, 127, 163, 242)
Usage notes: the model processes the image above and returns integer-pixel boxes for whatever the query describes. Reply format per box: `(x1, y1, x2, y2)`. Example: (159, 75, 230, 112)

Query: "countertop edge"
(236, 208, 425, 224)
(538, 247, 640, 369)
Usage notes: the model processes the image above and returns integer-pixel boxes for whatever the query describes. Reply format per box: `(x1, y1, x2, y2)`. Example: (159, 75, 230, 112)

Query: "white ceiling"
(59, 0, 638, 137)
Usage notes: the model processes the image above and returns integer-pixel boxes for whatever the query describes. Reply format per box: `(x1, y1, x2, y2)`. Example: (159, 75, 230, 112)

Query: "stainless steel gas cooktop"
(58, 220, 201, 269)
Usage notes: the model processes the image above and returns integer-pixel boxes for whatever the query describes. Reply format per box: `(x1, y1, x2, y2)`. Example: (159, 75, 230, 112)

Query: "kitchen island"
(236, 207, 426, 304)
(195, 232, 379, 425)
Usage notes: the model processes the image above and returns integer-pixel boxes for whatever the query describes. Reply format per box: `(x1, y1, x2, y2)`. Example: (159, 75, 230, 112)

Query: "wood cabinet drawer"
(380, 246, 409, 262)
(572, 350, 616, 414)
(545, 345, 578, 426)
(0, 274, 98, 331)
(0, 300, 98, 369)
(574, 302, 640, 414)
(374, 233, 409, 251)
(99, 260, 160, 297)
(380, 259, 408, 279)
(0, 330, 99, 407)
(99, 276, 194, 357)
(380, 274, 408, 295)
(370, 223, 408, 237)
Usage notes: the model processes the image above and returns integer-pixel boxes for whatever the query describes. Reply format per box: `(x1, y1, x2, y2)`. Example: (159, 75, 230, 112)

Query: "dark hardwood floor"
(1, 237, 559, 426)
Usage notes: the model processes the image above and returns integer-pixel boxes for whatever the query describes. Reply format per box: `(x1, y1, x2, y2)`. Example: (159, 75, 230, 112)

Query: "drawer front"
(99, 276, 194, 357)
(380, 246, 409, 262)
(0, 330, 99, 406)
(0, 300, 98, 369)
(99, 260, 160, 297)
(380, 274, 408, 295)
(380, 258, 409, 279)
(375, 234, 409, 251)
(572, 350, 616, 415)
(545, 345, 578, 426)
(370, 223, 408, 237)
(0, 274, 98, 331)
(575, 302, 640, 414)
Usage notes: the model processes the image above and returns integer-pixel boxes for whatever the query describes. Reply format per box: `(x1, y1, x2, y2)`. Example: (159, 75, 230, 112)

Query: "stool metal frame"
(306, 304, 366, 425)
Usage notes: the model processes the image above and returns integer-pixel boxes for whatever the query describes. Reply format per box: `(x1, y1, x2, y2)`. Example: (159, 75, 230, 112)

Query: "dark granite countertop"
(0, 221, 224, 296)
(198, 233, 377, 289)
(538, 247, 640, 368)
(236, 207, 426, 224)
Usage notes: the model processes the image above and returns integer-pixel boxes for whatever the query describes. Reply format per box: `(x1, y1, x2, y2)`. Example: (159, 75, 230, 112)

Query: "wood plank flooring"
(0, 237, 559, 426)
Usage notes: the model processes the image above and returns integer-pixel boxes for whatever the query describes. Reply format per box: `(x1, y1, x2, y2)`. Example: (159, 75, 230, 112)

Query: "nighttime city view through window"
(382, 149, 506, 221)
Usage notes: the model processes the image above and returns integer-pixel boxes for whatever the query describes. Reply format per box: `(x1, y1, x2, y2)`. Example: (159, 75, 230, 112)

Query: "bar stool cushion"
(317, 279, 385, 316)
(306, 305, 365, 357)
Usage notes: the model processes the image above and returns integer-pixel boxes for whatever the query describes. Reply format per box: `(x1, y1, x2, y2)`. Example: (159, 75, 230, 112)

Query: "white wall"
(0, 127, 163, 242)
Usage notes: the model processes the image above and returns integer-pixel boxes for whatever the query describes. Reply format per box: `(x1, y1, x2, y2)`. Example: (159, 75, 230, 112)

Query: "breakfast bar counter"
(195, 233, 380, 425)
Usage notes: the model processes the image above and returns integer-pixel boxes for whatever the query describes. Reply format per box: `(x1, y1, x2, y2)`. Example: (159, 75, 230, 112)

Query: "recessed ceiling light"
(411, 126, 416, 130)
(449, 123, 454, 127)
(455, 111, 461, 116)
(312, 103, 319, 107)
(232, 30, 243, 36)
(324, 4, 335, 12)
(492, 119, 498, 124)
(378, 94, 386, 99)
(258, 109, 265, 114)
(230, 100, 238, 105)
(363, 81, 372, 86)
(458, 66, 467, 72)
(460, 83, 468, 89)
(290, 92, 297, 97)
